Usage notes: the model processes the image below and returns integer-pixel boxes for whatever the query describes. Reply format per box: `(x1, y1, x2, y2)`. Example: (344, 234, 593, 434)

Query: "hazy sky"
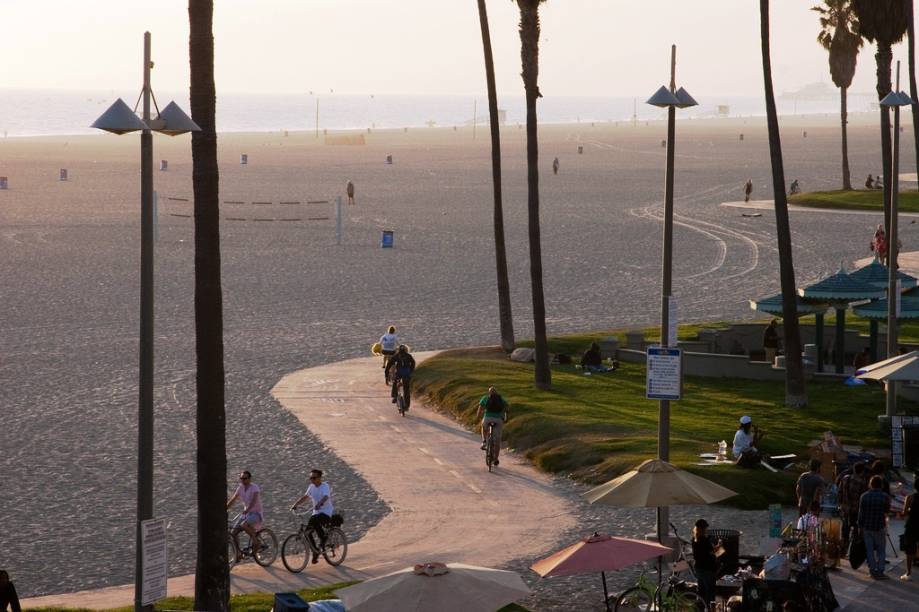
(1, 1, 915, 97)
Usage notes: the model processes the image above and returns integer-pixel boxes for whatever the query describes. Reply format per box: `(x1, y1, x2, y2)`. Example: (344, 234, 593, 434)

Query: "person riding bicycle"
(385, 345, 416, 406)
(379, 325, 398, 372)
(477, 386, 508, 466)
(226, 470, 263, 562)
(290, 468, 334, 564)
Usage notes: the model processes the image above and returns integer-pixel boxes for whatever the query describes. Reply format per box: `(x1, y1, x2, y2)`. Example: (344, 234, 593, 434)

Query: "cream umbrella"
(337, 562, 530, 612)
(856, 350, 919, 381)
(582, 459, 737, 506)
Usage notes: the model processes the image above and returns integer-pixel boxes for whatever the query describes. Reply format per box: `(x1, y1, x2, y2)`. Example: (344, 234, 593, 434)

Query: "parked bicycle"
(614, 524, 702, 611)
(227, 514, 278, 568)
(282, 509, 349, 573)
(484, 421, 499, 471)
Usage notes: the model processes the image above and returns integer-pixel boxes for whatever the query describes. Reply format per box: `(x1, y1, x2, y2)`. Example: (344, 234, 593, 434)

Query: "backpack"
(485, 393, 504, 413)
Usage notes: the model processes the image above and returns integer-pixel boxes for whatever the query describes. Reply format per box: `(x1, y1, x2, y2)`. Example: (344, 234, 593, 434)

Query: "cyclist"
(290, 469, 334, 564)
(385, 345, 416, 407)
(226, 470, 263, 562)
(476, 386, 508, 465)
(379, 325, 398, 373)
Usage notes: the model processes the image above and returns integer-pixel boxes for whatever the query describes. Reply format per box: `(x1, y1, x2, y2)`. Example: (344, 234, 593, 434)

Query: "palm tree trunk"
(189, 1, 229, 609)
(760, 0, 806, 408)
(476, 0, 515, 353)
(876, 42, 894, 235)
(841, 85, 852, 190)
(518, 0, 551, 389)
(908, 0, 919, 182)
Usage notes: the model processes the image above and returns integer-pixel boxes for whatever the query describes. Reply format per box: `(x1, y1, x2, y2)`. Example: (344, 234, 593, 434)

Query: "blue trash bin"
(381, 230, 394, 248)
(273, 592, 310, 612)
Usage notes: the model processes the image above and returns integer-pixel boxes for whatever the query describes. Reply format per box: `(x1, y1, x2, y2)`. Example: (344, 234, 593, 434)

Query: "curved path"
(22, 353, 575, 609)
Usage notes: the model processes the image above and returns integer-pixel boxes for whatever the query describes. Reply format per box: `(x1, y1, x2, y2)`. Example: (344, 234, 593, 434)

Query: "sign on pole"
(141, 518, 168, 606)
(667, 296, 678, 348)
(646, 346, 682, 400)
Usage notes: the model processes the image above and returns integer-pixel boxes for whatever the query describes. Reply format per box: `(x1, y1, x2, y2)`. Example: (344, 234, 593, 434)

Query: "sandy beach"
(2, 113, 917, 599)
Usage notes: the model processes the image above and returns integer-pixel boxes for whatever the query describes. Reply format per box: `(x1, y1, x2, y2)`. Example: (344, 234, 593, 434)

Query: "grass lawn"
(412, 326, 919, 510)
(788, 188, 919, 212)
(26, 582, 529, 612)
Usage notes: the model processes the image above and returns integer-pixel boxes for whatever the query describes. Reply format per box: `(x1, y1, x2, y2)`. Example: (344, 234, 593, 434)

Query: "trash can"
(381, 230, 394, 248)
(273, 592, 310, 612)
(709, 528, 741, 576)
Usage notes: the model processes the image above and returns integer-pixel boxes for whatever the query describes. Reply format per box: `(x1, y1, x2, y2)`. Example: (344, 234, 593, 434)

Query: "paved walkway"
(22, 353, 576, 609)
(721, 199, 919, 217)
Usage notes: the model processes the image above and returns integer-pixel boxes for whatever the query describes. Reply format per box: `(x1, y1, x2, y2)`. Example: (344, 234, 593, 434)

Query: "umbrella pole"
(602, 571, 611, 612)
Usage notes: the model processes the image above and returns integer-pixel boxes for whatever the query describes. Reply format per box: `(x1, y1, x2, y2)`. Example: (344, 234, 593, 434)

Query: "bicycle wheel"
(485, 429, 494, 472)
(397, 386, 406, 416)
(228, 534, 239, 568)
(669, 590, 706, 611)
(322, 527, 348, 566)
(254, 528, 279, 566)
(281, 533, 309, 573)
(614, 586, 655, 612)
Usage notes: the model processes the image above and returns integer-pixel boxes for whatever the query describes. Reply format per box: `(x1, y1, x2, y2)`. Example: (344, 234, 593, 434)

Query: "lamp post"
(646, 44, 697, 553)
(879, 65, 913, 422)
(91, 32, 199, 612)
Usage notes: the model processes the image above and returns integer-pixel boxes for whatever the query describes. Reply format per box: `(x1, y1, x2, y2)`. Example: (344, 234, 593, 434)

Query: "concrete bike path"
(23, 352, 575, 609)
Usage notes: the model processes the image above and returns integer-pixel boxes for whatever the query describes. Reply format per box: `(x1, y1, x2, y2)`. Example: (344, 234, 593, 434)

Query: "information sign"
(646, 346, 682, 400)
(141, 518, 168, 606)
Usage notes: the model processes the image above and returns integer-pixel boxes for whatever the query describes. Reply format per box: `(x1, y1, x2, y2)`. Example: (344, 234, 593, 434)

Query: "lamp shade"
(646, 85, 681, 108)
(674, 87, 698, 108)
(155, 101, 201, 136)
(90, 98, 148, 134)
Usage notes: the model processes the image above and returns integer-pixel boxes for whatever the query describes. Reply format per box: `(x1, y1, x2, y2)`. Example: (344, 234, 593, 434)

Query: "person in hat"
(732, 415, 763, 468)
(692, 519, 720, 609)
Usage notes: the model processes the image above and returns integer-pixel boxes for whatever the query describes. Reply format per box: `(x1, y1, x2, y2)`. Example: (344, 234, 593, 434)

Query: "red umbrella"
(531, 532, 673, 611)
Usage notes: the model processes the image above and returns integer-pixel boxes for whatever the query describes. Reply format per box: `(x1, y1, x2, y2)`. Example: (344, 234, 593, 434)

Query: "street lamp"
(91, 32, 199, 612)
(646, 44, 696, 553)
(879, 69, 913, 423)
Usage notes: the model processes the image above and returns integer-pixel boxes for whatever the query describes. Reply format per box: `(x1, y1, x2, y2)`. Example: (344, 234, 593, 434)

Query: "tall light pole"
(880, 63, 913, 422)
(91, 32, 199, 612)
(646, 45, 697, 549)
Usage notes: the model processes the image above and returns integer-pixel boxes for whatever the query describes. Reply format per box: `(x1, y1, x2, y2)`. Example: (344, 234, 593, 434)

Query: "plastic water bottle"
(718, 440, 728, 461)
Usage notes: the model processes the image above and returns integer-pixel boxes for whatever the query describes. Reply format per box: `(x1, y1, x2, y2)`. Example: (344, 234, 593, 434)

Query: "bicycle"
(484, 421, 499, 471)
(614, 524, 703, 611)
(281, 509, 349, 573)
(395, 375, 410, 416)
(227, 514, 278, 568)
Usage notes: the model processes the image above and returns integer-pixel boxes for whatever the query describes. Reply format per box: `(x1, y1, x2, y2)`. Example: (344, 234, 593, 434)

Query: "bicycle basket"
(331, 513, 344, 527)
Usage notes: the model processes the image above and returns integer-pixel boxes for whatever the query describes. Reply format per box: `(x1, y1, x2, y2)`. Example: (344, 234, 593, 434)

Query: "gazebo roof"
(749, 293, 830, 316)
(852, 297, 919, 320)
(798, 268, 887, 302)
(849, 256, 918, 290)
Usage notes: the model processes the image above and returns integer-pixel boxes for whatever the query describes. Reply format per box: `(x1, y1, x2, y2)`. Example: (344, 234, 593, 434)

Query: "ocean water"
(0, 88, 876, 138)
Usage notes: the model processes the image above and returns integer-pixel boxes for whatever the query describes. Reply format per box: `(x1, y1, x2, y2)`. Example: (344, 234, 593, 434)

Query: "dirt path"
(22, 353, 575, 609)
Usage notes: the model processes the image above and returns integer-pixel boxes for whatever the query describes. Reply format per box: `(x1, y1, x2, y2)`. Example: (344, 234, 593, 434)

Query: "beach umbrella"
(582, 459, 737, 507)
(857, 350, 919, 381)
(337, 562, 530, 612)
(798, 267, 886, 374)
(530, 532, 673, 611)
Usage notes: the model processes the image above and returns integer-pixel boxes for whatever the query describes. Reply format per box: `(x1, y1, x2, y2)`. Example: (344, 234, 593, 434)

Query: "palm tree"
(761, 0, 807, 408)
(477, 0, 515, 353)
(189, 1, 230, 609)
(516, 0, 550, 389)
(852, 0, 909, 235)
(907, 0, 919, 181)
(813, 1, 862, 190)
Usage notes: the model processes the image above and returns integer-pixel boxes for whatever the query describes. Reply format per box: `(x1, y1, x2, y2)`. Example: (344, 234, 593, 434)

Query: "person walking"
(552, 157, 560, 175)
(838, 461, 868, 555)
(796, 458, 826, 517)
(858, 475, 891, 579)
(743, 178, 753, 203)
(0, 571, 21, 612)
(346, 179, 355, 205)
(900, 473, 917, 580)
(763, 319, 779, 365)
(691, 519, 719, 610)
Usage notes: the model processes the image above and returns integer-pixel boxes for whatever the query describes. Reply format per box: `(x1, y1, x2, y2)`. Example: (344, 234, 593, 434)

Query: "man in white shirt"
(379, 326, 398, 377)
(732, 415, 763, 467)
(291, 469, 334, 564)
(226, 470, 263, 561)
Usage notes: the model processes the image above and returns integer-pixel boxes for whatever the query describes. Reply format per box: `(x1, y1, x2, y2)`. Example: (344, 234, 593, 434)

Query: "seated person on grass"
(733, 415, 764, 468)
(580, 342, 618, 373)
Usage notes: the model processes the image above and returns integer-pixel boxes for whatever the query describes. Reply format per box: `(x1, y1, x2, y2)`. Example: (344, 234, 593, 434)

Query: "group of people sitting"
(579, 342, 619, 373)
(866, 173, 885, 190)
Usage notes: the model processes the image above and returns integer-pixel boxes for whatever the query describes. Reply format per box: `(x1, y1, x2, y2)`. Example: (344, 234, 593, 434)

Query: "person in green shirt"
(477, 386, 509, 465)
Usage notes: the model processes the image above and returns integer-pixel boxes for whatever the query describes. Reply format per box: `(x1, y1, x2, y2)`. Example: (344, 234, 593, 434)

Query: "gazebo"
(852, 296, 919, 359)
(798, 268, 886, 373)
(749, 293, 830, 370)
(848, 257, 917, 361)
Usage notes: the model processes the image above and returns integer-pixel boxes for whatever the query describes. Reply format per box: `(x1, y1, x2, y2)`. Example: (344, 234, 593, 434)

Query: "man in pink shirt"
(226, 470, 263, 561)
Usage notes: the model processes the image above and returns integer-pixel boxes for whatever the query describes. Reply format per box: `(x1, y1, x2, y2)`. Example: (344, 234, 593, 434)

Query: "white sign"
(667, 296, 678, 348)
(141, 518, 168, 606)
(647, 347, 683, 400)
